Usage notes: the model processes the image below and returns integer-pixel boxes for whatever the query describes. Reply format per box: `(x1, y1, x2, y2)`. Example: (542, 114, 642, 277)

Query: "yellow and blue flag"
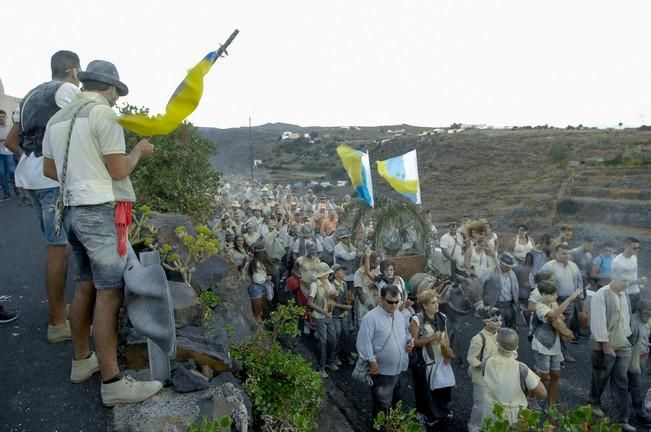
(336, 145, 374, 207)
(376, 150, 421, 204)
(118, 51, 220, 136)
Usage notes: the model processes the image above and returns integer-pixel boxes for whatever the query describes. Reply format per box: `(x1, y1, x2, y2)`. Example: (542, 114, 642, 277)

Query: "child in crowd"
(466, 307, 502, 432)
(530, 280, 581, 406)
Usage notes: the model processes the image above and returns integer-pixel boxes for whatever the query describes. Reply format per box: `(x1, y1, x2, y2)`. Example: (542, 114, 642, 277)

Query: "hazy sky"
(3, 0, 650, 128)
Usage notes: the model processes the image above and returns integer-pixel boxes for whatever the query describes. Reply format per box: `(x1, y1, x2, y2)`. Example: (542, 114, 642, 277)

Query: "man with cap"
(292, 223, 323, 260)
(480, 252, 520, 330)
(466, 307, 502, 432)
(308, 262, 338, 378)
(5, 50, 82, 343)
(588, 269, 636, 431)
(482, 328, 546, 425)
(43, 59, 162, 406)
(333, 228, 359, 289)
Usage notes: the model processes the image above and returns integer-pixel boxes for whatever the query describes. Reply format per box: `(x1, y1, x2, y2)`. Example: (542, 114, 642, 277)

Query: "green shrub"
(373, 401, 421, 432)
(198, 290, 222, 325)
(481, 404, 621, 432)
(159, 225, 221, 285)
(604, 153, 651, 166)
(231, 302, 325, 432)
(549, 142, 570, 165)
(188, 416, 231, 432)
(120, 104, 221, 224)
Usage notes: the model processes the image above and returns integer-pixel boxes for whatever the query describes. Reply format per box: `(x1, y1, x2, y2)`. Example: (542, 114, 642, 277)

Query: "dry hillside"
(202, 125, 651, 275)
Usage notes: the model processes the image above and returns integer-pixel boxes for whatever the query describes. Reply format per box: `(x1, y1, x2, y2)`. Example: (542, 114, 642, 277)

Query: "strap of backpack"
(518, 362, 529, 395)
(478, 332, 486, 362)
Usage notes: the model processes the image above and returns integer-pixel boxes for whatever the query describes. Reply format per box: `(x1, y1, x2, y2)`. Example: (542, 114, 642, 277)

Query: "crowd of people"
(213, 181, 648, 431)
(0, 48, 648, 432)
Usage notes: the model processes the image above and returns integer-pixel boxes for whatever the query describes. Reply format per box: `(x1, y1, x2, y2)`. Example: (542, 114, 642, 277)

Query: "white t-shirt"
(14, 82, 80, 190)
(43, 92, 135, 205)
(439, 232, 464, 265)
(0, 124, 13, 155)
(612, 253, 639, 294)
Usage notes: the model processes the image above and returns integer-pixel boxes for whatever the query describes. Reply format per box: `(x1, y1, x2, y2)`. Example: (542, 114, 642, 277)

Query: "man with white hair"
(588, 269, 636, 431)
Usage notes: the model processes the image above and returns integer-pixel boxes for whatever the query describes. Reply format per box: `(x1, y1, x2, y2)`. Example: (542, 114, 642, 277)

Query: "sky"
(2, 0, 651, 129)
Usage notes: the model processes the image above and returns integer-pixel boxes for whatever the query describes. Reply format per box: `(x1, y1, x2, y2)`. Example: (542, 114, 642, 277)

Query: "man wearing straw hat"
(43, 60, 161, 406)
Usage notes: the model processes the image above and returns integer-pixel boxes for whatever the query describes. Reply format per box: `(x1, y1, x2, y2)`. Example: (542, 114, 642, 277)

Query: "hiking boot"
(47, 321, 71, 343)
(334, 358, 343, 366)
(101, 376, 163, 407)
(319, 369, 329, 379)
(591, 405, 605, 417)
(620, 423, 636, 432)
(0, 307, 18, 324)
(326, 363, 339, 371)
(70, 352, 100, 383)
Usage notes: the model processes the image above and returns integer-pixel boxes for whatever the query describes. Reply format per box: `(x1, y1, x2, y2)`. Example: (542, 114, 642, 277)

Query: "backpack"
(481, 357, 530, 395)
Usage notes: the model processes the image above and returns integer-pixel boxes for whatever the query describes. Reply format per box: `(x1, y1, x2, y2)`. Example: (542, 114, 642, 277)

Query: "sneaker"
(47, 321, 72, 343)
(19, 197, 31, 207)
(334, 358, 343, 366)
(591, 405, 605, 417)
(101, 376, 163, 407)
(0, 307, 18, 324)
(415, 412, 428, 425)
(319, 369, 329, 379)
(0, 193, 9, 202)
(347, 356, 357, 366)
(620, 423, 636, 432)
(326, 362, 339, 371)
(70, 352, 100, 383)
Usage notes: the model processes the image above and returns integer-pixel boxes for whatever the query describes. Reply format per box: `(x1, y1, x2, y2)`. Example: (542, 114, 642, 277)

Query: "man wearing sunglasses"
(356, 285, 415, 422)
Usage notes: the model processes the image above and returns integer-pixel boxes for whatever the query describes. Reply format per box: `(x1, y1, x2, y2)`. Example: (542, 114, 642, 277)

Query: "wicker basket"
(389, 254, 426, 280)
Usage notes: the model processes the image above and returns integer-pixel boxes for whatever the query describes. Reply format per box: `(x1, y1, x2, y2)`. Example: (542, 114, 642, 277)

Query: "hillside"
(201, 124, 651, 275)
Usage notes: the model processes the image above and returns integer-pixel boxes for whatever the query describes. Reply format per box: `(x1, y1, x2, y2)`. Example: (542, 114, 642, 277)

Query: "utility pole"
(249, 117, 254, 183)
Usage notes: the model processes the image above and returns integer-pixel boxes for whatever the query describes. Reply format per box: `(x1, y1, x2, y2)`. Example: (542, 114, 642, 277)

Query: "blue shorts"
(29, 187, 68, 246)
(248, 282, 266, 300)
(65, 204, 126, 290)
(534, 351, 562, 373)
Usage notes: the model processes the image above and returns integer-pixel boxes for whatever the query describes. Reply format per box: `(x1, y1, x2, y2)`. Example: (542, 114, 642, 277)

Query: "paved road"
(0, 198, 111, 432)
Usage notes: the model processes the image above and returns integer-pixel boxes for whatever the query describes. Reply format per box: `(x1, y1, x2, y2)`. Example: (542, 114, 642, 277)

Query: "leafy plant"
(231, 301, 324, 432)
(373, 401, 421, 432)
(128, 204, 158, 249)
(198, 290, 222, 324)
(481, 404, 622, 432)
(159, 225, 221, 286)
(121, 104, 221, 224)
(549, 142, 570, 166)
(342, 196, 432, 261)
(188, 415, 231, 432)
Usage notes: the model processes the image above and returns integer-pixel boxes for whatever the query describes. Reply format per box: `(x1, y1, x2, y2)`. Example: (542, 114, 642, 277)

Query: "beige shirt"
(483, 354, 540, 423)
(43, 92, 135, 205)
(467, 329, 499, 384)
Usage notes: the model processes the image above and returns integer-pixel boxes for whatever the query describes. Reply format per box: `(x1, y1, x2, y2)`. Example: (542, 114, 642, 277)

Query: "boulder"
(191, 255, 230, 292)
(175, 326, 232, 372)
(112, 378, 252, 432)
(172, 363, 210, 393)
(168, 281, 202, 328)
(207, 275, 256, 344)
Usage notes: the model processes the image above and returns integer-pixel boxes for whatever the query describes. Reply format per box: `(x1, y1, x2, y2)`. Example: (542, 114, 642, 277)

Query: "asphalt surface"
(0, 197, 111, 432)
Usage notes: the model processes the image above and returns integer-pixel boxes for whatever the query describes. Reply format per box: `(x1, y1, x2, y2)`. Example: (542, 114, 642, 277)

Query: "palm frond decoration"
(341, 196, 432, 262)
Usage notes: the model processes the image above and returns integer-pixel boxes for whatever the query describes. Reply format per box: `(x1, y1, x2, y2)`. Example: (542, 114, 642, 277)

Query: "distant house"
(281, 131, 301, 140)
(254, 159, 263, 167)
(447, 128, 465, 134)
(387, 129, 406, 134)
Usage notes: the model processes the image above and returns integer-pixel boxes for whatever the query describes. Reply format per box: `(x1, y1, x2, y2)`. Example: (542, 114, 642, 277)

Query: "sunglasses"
(384, 299, 400, 305)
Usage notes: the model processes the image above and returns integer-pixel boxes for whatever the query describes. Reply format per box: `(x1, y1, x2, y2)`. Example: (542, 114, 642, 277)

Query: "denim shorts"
(534, 351, 562, 373)
(65, 204, 126, 290)
(248, 282, 266, 300)
(29, 187, 68, 246)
